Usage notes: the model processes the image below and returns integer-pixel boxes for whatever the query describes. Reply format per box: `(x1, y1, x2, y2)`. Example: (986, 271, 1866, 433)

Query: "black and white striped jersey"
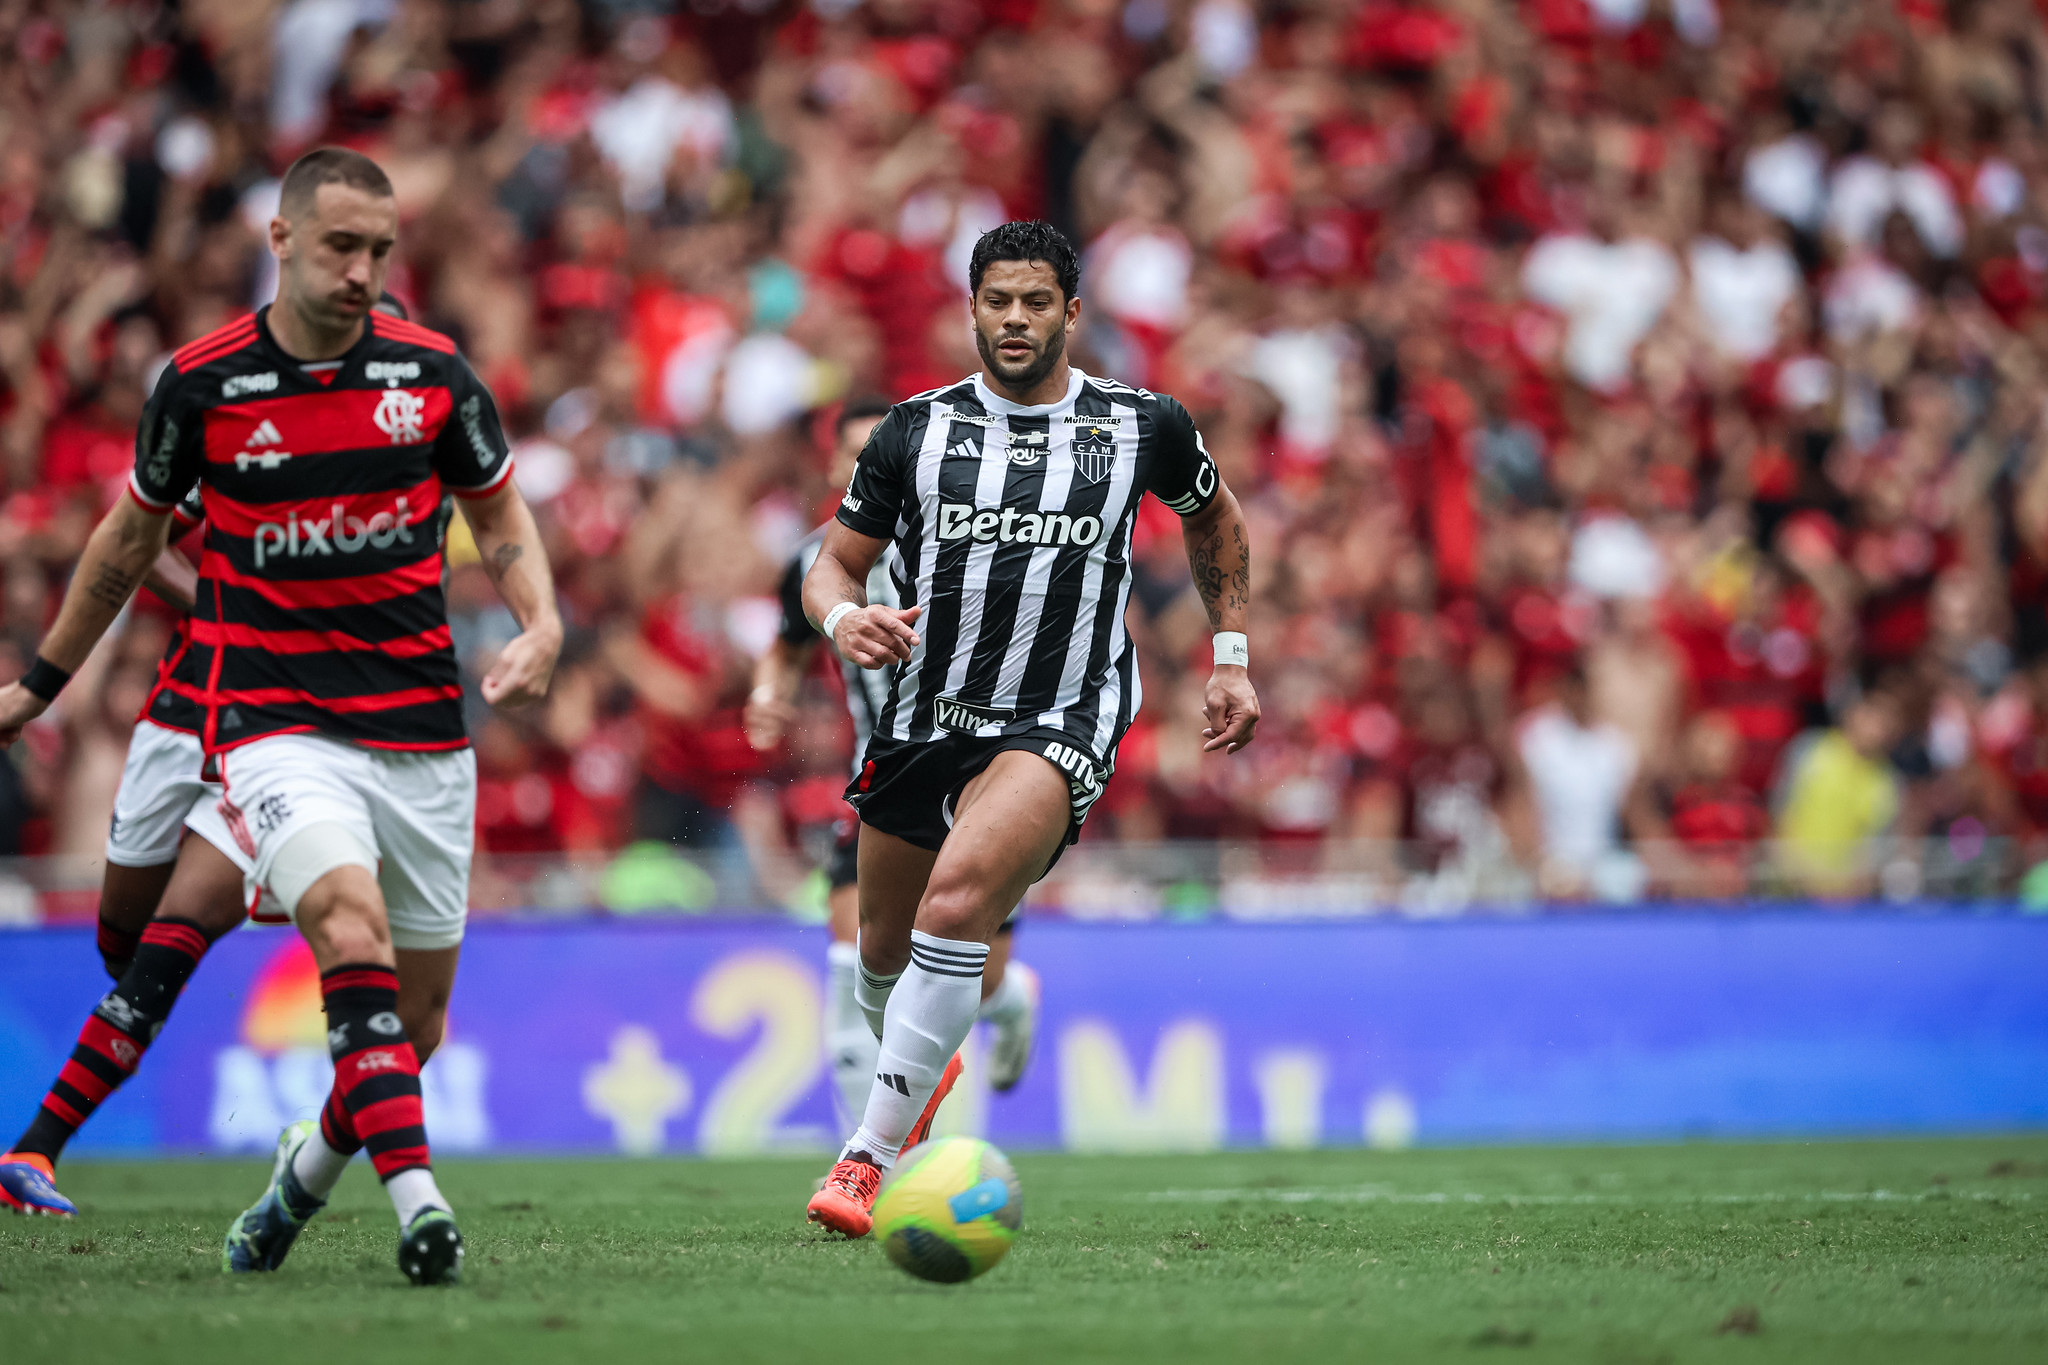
(777, 524, 901, 778)
(835, 368, 1220, 763)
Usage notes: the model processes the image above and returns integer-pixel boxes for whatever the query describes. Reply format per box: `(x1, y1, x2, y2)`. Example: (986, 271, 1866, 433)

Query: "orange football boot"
(807, 1156, 883, 1237)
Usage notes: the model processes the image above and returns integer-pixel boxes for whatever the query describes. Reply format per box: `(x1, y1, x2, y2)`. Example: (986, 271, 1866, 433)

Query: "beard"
(975, 322, 1066, 394)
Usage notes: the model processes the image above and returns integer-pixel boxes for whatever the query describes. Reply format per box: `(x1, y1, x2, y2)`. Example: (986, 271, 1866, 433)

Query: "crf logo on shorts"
(353, 1049, 404, 1074)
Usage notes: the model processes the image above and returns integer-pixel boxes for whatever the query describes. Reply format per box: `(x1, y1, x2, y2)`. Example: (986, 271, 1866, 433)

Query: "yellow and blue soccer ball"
(871, 1136, 1022, 1283)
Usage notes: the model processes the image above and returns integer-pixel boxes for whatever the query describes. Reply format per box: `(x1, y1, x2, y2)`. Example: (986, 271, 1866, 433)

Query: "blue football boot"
(223, 1120, 326, 1273)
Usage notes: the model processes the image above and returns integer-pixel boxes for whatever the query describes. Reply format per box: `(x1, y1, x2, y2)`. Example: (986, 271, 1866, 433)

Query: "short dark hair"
(968, 221, 1080, 303)
(279, 147, 394, 219)
(836, 394, 892, 436)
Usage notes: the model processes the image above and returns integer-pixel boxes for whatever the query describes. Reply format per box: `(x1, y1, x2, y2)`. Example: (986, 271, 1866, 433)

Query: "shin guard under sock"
(13, 919, 212, 1160)
(317, 964, 438, 1202)
(847, 931, 986, 1165)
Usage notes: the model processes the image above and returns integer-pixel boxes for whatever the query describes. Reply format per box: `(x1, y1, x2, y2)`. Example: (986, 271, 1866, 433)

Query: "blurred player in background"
(802, 222, 1258, 1236)
(746, 398, 1040, 1136)
(0, 151, 558, 1286)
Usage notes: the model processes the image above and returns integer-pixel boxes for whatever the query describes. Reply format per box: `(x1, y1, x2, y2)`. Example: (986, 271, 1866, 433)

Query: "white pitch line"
(1130, 1187, 2035, 1206)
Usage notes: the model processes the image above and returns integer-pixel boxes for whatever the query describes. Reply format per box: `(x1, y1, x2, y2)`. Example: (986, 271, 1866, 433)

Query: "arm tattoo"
(86, 563, 137, 612)
(1189, 520, 1251, 629)
(485, 542, 524, 581)
(1190, 526, 1227, 628)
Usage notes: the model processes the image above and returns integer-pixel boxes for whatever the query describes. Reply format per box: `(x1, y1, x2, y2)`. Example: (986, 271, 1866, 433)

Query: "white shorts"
(107, 721, 222, 868)
(108, 719, 288, 921)
(216, 732, 477, 951)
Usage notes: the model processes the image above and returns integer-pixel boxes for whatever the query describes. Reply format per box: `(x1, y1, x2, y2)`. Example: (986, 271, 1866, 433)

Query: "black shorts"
(826, 816, 860, 891)
(846, 728, 1112, 879)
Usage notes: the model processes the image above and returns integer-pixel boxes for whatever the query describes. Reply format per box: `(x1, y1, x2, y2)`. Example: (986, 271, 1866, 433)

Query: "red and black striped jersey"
(129, 306, 514, 753)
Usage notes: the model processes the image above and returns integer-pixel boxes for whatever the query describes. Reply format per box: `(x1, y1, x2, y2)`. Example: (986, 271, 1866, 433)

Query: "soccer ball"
(871, 1136, 1022, 1283)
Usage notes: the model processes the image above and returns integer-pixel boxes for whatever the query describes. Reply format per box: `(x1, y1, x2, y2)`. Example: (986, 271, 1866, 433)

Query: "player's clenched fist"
(0, 681, 49, 748)
(1201, 666, 1260, 754)
(831, 604, 921, 670)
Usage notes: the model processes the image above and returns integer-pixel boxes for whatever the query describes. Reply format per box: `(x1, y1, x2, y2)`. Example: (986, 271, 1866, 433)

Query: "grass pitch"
(3, 1138, 2044, 1364)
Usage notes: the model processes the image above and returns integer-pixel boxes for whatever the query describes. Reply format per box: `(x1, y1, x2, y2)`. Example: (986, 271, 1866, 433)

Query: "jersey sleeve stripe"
(369, 314, 458, 354)
(447, 452, 515, 499)
(189, 619, 453, 658)
(126, 475, 176, 513)
(172, 316, 258, 372)
(201, 550, 443, 609)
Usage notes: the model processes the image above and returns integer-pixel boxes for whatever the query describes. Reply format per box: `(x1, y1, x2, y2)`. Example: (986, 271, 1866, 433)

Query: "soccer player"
(92, 293, 418, 979)
(0, 149, 559, 1286)
(745, 399, 1040, 1135)
(801, 221, 1258, 1235)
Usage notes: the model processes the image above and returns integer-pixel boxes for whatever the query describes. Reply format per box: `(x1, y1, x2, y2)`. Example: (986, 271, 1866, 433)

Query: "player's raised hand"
(482, 625, 562, 708)
(0, 681, 48, 747)
(1201, 665, 1260, 754)
(833, 605, 921, 670)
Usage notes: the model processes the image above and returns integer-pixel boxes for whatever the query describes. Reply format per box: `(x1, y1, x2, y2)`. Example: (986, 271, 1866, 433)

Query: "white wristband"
(1213, 631, 1248, 668)
(821, 602, 858, 645)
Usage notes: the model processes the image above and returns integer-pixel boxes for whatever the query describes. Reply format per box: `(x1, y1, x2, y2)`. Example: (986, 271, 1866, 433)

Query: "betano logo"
(936, 502, 1102, 547)
(208, 936, 490, 1152)
(252, 496, 419, 567)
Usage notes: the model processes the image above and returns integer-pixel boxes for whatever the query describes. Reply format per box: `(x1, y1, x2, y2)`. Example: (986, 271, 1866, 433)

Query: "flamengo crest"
(372, 388, 428, 444)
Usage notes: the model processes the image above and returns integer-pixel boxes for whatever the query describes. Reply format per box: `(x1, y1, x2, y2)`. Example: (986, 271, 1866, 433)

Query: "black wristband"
(19, 655, 72, 703)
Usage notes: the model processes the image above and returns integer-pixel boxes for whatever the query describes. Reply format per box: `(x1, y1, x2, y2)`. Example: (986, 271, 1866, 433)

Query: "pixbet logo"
(253, 496, 418, 567)
(372, 388, 428, 444)
(936, 501, 1102, 547)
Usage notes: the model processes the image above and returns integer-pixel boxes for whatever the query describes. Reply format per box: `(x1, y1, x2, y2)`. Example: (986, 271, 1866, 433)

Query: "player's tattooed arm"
(0, 493, 174, 742)
(1178, 484, 1259, 754)
(1183, 490, 1252, 633)
(456, 480, 562, 708)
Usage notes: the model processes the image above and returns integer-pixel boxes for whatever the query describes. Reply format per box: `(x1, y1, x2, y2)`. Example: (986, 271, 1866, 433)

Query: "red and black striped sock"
(11, 919, 212, 1160)
(320, 964, 430, 1181)
(95, 917, 143, 980)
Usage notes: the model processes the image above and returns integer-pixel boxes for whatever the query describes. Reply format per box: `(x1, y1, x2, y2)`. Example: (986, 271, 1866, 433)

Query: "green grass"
(3, 1138, 2045, 1364)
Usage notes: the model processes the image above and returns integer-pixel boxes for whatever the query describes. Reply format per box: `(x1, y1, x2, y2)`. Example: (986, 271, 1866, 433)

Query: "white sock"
(291, 1131, 353, 1200)
(826, 942, 881, 1133)
(978, 959, 1031, 1023)
(854, 944, 901, 1041)
(845, 930, 986, 1166)
(385, 1166, 449, 1229)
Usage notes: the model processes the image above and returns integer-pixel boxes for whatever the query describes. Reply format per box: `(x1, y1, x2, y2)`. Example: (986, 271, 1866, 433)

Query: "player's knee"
(915, 876, 991, 944)
(298, 872, 390, 964)
(399, 1000, 446, 1062)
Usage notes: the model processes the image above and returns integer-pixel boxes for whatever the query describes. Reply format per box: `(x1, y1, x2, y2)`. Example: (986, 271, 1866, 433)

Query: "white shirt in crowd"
(1825, 156, 1963, 258)
(1743, 134, 1829, 232)
(1517, 705, 1639, 875)
(1689, 235, 1801, 361)
(1521, 233, 1679, 392)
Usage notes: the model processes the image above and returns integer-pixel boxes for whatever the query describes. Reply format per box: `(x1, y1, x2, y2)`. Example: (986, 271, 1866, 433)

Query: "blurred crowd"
(9, 0, 2048, 904)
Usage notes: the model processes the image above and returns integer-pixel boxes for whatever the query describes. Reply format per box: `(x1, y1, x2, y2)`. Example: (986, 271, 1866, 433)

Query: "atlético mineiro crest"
(1070, 423, 1117, 483)
(372, 388, 427, 444)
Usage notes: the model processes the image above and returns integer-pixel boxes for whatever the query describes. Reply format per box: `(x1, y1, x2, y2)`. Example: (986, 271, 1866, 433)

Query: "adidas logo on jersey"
(253, 495, 420, 567)
(937, 501, 1102, 547)
(235, 420, 291, 471)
